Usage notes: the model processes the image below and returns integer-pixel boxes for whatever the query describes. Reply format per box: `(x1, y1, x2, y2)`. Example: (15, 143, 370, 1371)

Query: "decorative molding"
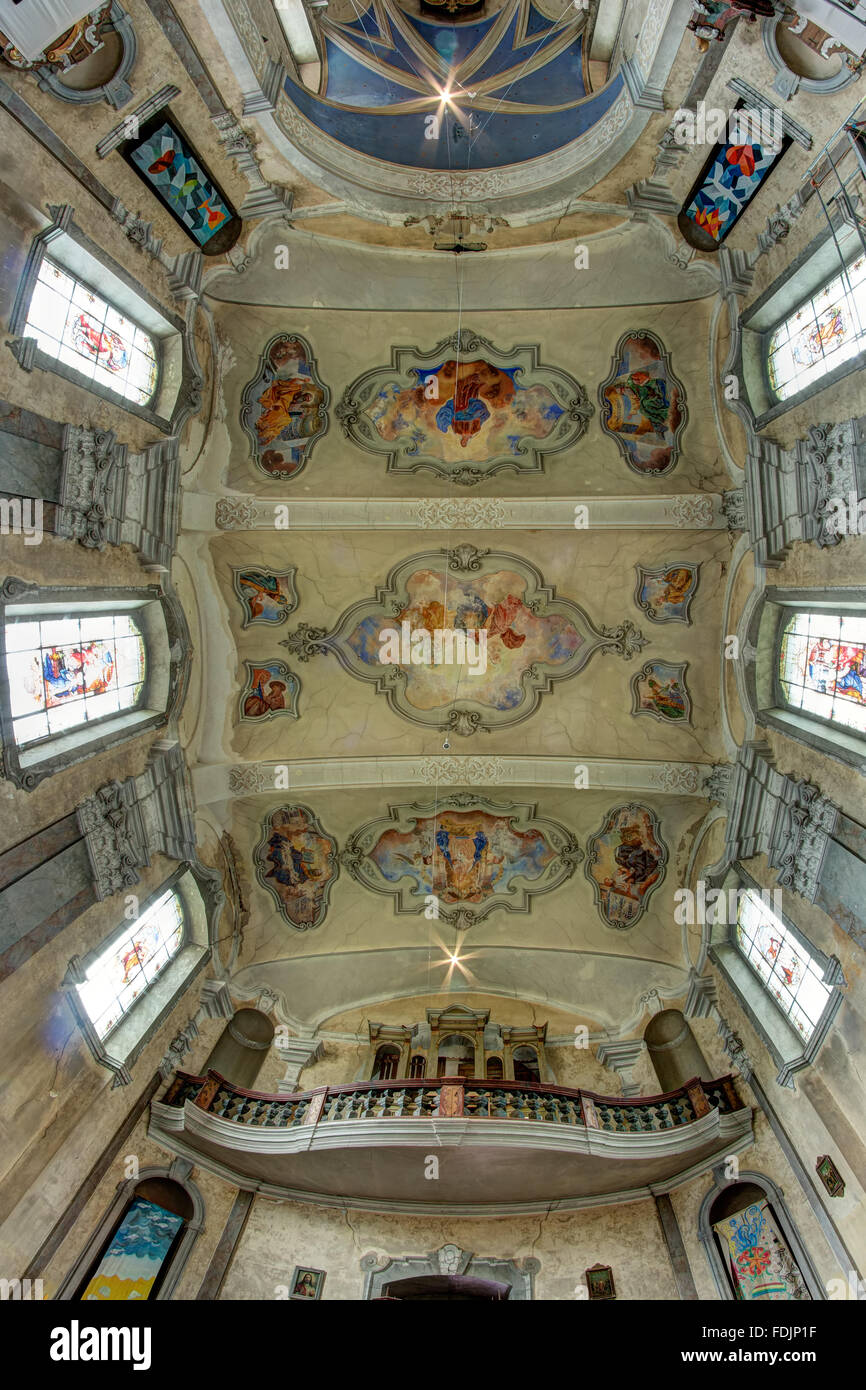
(157, 1017, 200, 1080)
(215, 495, 257, 530)
(651, 764, 700, 793)
(768, 778, 839, 904)
(96, 84, 181, 157)
(411, 499, 509, 529)
(228, 764, 270, 795)
(725, 76, 813, 149)
(670, 495, 716, 528)
(747, 418, 866, 565)
(32, 2, 137, 110)
(361, 1244, 537, 1300)
(596, 1038, 647, 1098)
(702, 763, 734, 805)
(212, 110, 294, 219)
(76, 779, 148, 899)
(411, 757, 511, 785)
(716, 1014, 754, 1082)
(721, 488, 746, 531)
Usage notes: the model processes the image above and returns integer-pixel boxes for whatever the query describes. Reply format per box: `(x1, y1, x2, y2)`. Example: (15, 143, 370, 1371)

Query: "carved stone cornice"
(56, 425, 124, 550)
(768, 779, 839, 904)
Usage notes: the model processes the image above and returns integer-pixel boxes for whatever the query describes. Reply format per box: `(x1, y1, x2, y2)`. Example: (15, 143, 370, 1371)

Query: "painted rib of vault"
(281, 0, 625, 170)
(341, 794, 583, 929)
(279, 546, 647, 736)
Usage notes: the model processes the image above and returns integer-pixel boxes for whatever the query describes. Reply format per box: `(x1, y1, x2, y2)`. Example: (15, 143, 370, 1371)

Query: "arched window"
(767, 255, 866, 403)
(64, 863, 216, 1086)
(512, 1046, 540, 1083)
(408, 1054, 426, 1079)
(75, 889, 184, 1042)
(437, 1034, 475, 1078)
(699, 1175, 822, 1300)
(372, 1044, 400, 1080)
(24, 256, 158, 406)
(485, 1056, 504, 1081)
(6, 610, 145, 748)
(736, 888, 832, 1044)
(778, 609, 866, 738)
(56, 1168, 204, 1302)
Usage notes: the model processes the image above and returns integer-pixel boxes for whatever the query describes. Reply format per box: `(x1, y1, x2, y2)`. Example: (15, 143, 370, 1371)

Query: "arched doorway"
(382, 1275, 510, 1300)
(372, 1044, 401, 1080)
(512, 1045, 540, 1083)
(437, 1033, 475, 1078)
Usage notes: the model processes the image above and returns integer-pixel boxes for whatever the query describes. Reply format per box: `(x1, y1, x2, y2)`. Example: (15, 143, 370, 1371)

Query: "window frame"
(751, 587, 866, 772)
(0, 577, 190, 790)
(5, 606, 148, 755)
(63, 864, 213, 1087)
(735, 216, 866, 430)
(8, 205, 201, 436)
(708, 864, 844, 1088)
(24, 253, 162, 410)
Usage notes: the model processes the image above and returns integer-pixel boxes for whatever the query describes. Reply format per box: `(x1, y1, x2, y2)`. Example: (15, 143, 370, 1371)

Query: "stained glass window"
(778, 610, 866, 736)
(5, 613, 145, 747)
(736, 889, 831, 1042)
(767, 255, 866, 401)
(24, 257, 158, 405)
(76, 890, 185, 1041)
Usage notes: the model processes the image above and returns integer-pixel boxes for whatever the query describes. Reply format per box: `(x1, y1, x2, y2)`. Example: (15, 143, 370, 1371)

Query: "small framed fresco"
(634, 563, 699, 624)
(241, 332, 329, 481)
(117, 110, 242, 256)
(585, 1264, 616, 1300)
(232, 568, 298, 627)
(631, 660, 692, 725)
(239, 660, 299, 722)
(598, 330, 686, 476)
(290, 1266, 325, 1300)
(816, 1155, 845, 1198)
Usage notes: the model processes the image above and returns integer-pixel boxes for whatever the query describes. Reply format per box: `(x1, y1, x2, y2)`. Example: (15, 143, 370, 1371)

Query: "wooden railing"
(162, 1071, 743, 1134)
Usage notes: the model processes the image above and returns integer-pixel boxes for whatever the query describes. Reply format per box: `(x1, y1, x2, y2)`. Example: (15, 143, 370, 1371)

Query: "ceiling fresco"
(336, 329, 593, 484)
(340, 793, 583, 929)
(598, 331, 687, 477)
(278, 545, 649, 736)
(240, 333, 329, 480)
(584, 803, 669, 930)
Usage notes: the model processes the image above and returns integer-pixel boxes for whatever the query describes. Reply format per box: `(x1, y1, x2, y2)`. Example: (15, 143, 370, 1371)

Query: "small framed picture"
(290, 1266, 325, 1300)
(585, 1263, 616, 1300)
(816, 1155, 845, 1198)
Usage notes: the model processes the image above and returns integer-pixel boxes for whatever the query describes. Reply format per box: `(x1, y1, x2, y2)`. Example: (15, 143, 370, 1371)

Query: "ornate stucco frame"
(336, 328, 593, 485)
(341, 792, 583, 930)
(280, 544, 647, 737)
(598, 328, 687, 478)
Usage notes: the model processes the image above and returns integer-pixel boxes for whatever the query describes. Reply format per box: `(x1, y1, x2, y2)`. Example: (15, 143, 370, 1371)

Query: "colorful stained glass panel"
(81, 1196, 184, 1301)
(779, 610, 866, 735)
(768, 257, 866, 401)
(736, 889, 831, 1041)
(5, 613, 145, 746)
(24, 258, 158, 405)
(76, 890, 184, 1040)
(683, 110, 787, 246)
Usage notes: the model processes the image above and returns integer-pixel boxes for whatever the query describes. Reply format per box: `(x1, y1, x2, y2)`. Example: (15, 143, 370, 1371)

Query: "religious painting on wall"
(678, 104, 790, 251)
(280, 545, 647, 738)
(117, 110, 241, 255)
(598, 331, 686, 476)
(342, 795, 582, 930)
(239, 660, 299, 722)
(778, 610, 866, 734)
(712, 1200, 810, 1300)
(634, 564, 699, 624)
(232, 568, 298, 626)
(336, 329, 592, 484)
(631, 660, 692, 724)
(254, 805, 338, 929)
(240, 333, 329, 481)
(585, 1263, 617, 1300)
(290, 1266, 325, 1300)
(80, 1196, 184, 1301)
(816, 1155, 845, 1198)
(585, 803, 667, 929)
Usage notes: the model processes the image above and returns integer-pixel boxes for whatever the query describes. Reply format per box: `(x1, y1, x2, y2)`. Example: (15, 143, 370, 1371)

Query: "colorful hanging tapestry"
(713, 1200, 810, 1300)
(80, 1196, 183, 1300)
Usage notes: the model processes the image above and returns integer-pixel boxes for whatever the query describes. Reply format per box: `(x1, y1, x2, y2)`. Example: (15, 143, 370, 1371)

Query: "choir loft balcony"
(149, 1072, 754, 1215)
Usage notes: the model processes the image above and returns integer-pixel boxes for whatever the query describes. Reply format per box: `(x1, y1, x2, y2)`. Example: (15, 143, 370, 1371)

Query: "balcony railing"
(162, 1070, 743, 1134)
